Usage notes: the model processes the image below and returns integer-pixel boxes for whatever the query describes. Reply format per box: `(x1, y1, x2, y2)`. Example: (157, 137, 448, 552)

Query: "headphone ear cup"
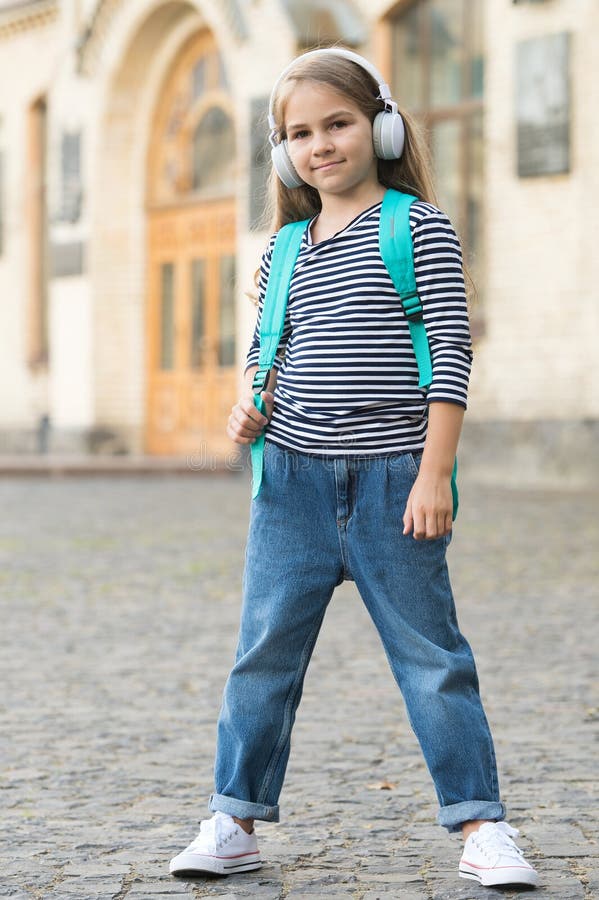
(372, 110, 405, 160)
(271, 140, 305, 189)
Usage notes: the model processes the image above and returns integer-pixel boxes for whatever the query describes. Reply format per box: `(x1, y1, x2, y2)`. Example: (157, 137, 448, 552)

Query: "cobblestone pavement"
(1, 472, 597, 900)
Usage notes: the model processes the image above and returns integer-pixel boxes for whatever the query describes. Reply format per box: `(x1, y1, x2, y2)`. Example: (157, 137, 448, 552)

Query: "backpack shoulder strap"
(379, 189, 458, 520)
(254, 220, 309, 381)
(250, 219, 309, 499)
(379, 189, 433, 389)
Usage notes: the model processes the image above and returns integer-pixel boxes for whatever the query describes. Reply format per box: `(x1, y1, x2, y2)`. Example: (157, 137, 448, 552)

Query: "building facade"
(0, 0, 597, 484)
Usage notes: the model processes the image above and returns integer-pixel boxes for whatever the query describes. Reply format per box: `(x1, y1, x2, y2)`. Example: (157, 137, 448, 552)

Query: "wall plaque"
(249, 97, 270, 231)
(50, 241, 85, 278)
(58, 131, 82, 222)
(516, 32, 570, 177)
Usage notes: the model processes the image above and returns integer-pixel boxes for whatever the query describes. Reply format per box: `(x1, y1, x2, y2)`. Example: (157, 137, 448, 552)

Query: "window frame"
(381, 0, 485, 329)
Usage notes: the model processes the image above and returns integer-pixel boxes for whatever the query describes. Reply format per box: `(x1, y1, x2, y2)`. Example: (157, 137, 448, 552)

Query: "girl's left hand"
(402, 473, 453, 541)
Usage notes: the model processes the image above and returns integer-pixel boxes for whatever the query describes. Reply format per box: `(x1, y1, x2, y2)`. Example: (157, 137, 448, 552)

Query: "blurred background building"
(0, 0, 597, 484)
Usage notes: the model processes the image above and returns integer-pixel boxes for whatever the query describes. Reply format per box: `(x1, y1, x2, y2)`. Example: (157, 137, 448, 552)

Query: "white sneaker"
(459, 822, 538, 887)
(169, 812, 262, 877)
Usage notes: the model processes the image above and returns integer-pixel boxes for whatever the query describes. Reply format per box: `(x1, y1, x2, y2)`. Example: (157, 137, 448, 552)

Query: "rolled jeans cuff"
(209, 792, 280, 822)
(437, 800, 507, 833)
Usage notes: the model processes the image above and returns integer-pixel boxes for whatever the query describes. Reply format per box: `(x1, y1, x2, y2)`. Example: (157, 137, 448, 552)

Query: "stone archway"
(90, 0, 237, 458)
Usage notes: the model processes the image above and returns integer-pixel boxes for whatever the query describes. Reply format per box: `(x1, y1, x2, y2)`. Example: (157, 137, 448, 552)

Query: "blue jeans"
(210, 442, 506, 832)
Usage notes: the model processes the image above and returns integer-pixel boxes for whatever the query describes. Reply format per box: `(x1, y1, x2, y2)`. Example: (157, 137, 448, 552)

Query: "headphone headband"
(267, 48, 393, 132)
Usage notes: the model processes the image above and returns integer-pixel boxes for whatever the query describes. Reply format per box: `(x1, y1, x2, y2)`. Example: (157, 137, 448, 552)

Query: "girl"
(170, 47, 538, 889)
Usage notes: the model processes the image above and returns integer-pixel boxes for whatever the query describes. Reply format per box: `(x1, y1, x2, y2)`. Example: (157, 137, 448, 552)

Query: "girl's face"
(283, 81, 379, 199)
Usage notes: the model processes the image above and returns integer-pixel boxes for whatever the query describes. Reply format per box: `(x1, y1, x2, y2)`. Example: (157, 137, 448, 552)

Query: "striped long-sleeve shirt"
(245, 199, 473, 456)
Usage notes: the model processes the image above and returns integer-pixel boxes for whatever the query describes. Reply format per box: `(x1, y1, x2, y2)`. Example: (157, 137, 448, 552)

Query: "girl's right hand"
(227, 391, 274, 445)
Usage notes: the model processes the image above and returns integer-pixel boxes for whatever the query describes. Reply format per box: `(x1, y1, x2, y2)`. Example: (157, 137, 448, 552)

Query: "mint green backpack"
(249, 188, 459, 519)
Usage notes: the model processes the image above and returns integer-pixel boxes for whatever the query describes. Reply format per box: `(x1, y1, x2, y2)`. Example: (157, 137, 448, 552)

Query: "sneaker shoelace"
(190, 812, 239, 853)
(470, 823, 526, 864)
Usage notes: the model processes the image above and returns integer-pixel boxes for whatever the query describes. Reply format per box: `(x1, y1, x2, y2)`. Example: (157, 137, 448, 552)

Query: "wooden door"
(145, 30, 237, 459)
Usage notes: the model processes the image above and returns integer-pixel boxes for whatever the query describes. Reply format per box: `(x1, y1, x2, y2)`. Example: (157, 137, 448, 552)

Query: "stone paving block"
(176, 875, 283, 897)
(524, 823, 591, 858)
(0, 886, 31, 900)
(284, 893, 354, 899)
(255, 864, 285, 879)
(566, 856, 599, 891)
(51, 895, 119, 900)
(430, 887, 515, 899)
(190, 894, 248, 900)
(198, 886, 284, 899)
(61, 861, 132, 876)
(174, 883, 233, 898)
(356, 871, 425, 884)
(283, 873, 358, 889)
(436, 881, 546, 900)
(1, 859, 56, 880)
(48, 878, 126, 895)
(362, 893, 428, 900)
(127, 887, 195, 897)
(129, 877, 192, 890)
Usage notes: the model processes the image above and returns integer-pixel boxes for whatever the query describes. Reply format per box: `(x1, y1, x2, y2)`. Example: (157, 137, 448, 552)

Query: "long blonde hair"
(258, 49, 438, 233)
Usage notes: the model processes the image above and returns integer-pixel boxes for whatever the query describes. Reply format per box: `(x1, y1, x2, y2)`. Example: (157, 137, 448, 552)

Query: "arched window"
(192, 106, 235, 192)
(148, 36, 234, 205)
(388, 0, 484, 318)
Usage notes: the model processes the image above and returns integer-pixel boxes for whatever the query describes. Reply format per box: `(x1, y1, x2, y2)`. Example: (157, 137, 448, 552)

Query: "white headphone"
(268, 47, 405, 189)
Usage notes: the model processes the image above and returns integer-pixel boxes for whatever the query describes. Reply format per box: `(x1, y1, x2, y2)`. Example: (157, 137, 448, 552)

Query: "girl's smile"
(312, 160, 343, 172)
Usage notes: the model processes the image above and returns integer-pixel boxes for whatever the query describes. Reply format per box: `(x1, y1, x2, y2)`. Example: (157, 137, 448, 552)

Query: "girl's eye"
(290, 129, 309, 140)
(330, 120, 347, 130)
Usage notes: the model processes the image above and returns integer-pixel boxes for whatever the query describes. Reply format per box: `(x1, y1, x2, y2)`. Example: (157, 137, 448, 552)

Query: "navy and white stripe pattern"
(245, 200, 473, 456)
